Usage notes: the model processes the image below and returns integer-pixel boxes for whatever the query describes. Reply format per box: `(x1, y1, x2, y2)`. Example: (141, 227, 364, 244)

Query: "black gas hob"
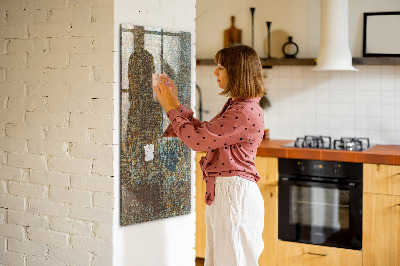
(282, 135, 374, 151)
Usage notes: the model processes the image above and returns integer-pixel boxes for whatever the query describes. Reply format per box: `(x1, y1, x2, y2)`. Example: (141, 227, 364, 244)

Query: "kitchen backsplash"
(196, 65, 400, 145)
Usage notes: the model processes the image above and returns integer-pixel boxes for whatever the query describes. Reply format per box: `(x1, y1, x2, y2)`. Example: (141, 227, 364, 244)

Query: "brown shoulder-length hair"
(214, 44, 266, 99)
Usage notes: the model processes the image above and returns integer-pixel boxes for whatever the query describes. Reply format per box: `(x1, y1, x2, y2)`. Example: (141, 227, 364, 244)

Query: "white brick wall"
(0, 0, 114, 265)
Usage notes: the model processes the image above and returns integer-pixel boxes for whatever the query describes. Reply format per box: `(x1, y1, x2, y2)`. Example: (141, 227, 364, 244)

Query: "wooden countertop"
(257, 139, 400, 165)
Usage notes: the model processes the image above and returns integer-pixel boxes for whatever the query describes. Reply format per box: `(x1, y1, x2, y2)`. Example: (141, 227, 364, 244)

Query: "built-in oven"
(278, 158, 363, 250)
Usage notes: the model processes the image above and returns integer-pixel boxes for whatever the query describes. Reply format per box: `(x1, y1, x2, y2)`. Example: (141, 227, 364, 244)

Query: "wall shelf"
(196, 57, 400, 67)
(260, 58, 316, 66)
(352, 57, 400, 65)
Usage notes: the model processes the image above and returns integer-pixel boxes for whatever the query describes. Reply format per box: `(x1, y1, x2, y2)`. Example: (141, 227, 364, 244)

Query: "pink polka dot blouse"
(163, 97, 265, 205)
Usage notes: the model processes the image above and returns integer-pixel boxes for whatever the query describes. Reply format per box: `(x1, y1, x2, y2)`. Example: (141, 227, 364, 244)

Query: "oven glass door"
(278, 177, 362, 250)
(292, 184, 349, 238)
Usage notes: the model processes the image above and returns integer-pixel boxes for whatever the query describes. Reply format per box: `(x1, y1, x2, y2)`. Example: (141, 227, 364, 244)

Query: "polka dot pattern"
(162, 97, 265, 205)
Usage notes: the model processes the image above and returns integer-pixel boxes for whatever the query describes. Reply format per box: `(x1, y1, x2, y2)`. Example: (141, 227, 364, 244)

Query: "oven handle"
(280, 177, 357, 189)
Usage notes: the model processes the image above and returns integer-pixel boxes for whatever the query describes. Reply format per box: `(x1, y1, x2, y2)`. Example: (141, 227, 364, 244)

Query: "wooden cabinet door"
(255, 156, 278, 186)
(195, 152, 207, 258)
(364, 164, 400, 196)
(259, 185, 278, 266)
(363, 193, 400, 266)
(277, 241, 362, 266)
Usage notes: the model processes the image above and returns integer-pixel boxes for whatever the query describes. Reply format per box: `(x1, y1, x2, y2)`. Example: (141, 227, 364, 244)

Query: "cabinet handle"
(307, 252, 328, 256)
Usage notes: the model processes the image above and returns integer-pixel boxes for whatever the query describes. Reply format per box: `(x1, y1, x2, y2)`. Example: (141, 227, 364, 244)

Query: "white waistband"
(214, 176, 243, 184)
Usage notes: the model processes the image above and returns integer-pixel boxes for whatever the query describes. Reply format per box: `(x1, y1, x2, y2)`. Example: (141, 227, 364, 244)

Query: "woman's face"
(214, 64, 228, 89)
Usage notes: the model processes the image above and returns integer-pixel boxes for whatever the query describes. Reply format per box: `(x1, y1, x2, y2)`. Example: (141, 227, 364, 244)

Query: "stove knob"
(298, 161, 306, 171)
(334, 164, 341, 174)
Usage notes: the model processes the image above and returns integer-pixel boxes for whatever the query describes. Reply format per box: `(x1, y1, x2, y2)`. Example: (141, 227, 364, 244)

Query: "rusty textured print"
(120, 25, 191, 225)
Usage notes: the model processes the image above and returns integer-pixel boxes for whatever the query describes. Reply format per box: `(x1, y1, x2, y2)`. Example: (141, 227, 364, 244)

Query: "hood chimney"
(314, 0, 358, 71)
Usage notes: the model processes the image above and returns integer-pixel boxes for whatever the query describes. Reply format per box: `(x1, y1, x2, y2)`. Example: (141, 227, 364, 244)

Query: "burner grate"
(295, 135, 332, 149)
(333, 137, 370, 151)
(287, 136, 371, 151)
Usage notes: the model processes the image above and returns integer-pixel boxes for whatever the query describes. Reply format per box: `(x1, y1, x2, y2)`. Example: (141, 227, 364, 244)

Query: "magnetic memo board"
(120, 24, 192, 225)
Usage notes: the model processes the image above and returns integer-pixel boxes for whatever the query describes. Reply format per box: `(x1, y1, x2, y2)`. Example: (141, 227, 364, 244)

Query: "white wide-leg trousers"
(205, 176, 264, 266)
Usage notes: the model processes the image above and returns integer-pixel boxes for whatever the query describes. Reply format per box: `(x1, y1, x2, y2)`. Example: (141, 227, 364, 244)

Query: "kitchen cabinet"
(276, 241, 362, 266)
(195, 154, 279, 266)
(363, 163, 400, 196)
(259, 184, 278, 266)
(195, 152, 207, 258)
(363, 164, 400, 266)
(363, 193, 400, 266)
(255, 156, 278, 266)
(195, 155, 400, 265)
(254, 156, 278, 186)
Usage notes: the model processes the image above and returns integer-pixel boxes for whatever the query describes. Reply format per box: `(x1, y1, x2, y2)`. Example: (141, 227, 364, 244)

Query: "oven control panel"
(281, 158, 362, 180)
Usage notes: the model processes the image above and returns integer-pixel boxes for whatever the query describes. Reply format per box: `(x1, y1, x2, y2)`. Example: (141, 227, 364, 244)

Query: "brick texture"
(7, 9, 48, 24)
(49, 37, 92, 53)
(48, 7, 91, 23)
(0, 0, 114, 264)
(0, 224, 25, 240)
(28, 199, 69, 217)
(0, 25, 27, 39)
(7, 39, 47, 54)
(0, 166, 24, 181)
(48, 246, 91, 265)
(0, 83, 24, 97)
(7, 238, 47, 257)
(29, 170, 70, 187)
(69, 205, 112, 223)
(8, 210, 49, 229)
(93, 222, 112, 240)
(48, 156, 92, 175)
(0, 195, 25, 210)
(27, 227, 69, 248)
(8, 181, 48, 199)
(1, 0, 26, 10)
(93, 192, 113, 208)
(50, 216, 92, 236)
(71, 235, 112, 254)
(27, 82, 68, 97)
(49, 186, 92, 205)
(27, 257, 65, 266)
(70, 174, 113, 192)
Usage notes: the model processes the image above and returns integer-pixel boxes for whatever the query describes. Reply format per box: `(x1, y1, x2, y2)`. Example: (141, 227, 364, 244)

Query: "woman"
(154, 44, 266, 266)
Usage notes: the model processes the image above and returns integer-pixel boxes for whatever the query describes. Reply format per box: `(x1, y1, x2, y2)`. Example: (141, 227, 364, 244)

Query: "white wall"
(196, 0, 319, 59)
(263, 65, 400, 144)
(197, 65, 400, 145)
(196, 0, 400, 145)
(196, 0, 400, 58)
(113, 1, 197, 266)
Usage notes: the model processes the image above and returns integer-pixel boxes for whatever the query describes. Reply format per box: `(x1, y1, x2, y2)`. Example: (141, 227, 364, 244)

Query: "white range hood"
(314, 0, 358, 71)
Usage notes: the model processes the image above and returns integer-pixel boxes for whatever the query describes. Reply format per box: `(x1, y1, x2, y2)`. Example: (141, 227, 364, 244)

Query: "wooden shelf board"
(352, 57, 400, 65)
(196, 57, 400, 67)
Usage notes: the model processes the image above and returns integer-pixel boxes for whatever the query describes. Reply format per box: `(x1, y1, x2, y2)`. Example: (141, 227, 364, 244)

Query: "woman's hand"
(153, 77, 175, 113)
(160, 75, 180, 108)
